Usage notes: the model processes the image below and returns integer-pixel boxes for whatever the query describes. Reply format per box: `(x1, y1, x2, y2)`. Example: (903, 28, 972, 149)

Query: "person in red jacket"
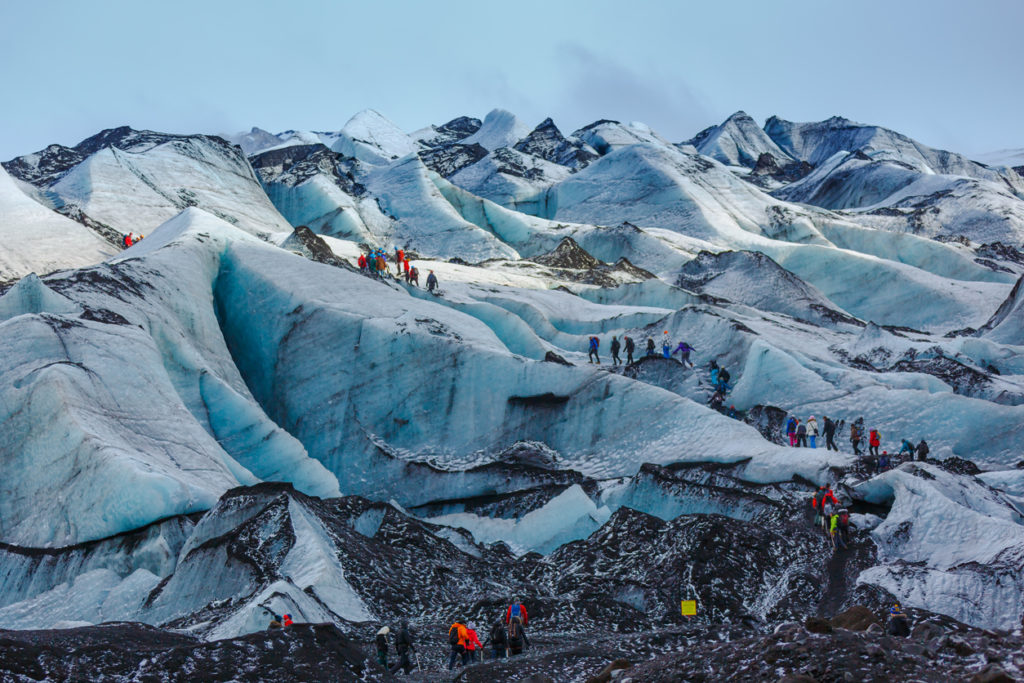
(463, 624, 483, 664)
(505, 599, 528, 626)
(869, 429, 881, 457)
(358, 253, 367, 272)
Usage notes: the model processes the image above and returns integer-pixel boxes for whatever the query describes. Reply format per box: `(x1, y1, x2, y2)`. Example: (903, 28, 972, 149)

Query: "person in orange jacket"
(447, 620, 468, 670)
(463, 624, 483, 664)
(869, 429, 881, 457)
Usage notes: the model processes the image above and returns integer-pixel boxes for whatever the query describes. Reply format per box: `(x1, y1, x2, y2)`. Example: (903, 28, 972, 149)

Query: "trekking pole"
(415, 652, 422, 672)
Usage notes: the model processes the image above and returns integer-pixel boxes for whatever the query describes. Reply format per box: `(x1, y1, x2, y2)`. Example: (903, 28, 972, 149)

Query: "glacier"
(1, 105, 1024, 679)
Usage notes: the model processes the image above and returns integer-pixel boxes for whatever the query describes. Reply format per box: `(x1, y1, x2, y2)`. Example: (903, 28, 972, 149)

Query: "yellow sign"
(680, 600, 697, 616)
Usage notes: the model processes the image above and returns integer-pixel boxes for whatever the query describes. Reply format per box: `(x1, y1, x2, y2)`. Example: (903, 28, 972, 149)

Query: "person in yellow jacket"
(829, 512, 848, 550)
(447, 621, 468, 670)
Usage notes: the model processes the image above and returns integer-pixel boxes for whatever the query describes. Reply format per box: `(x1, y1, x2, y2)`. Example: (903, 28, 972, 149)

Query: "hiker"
(507, 614, 530, 656)
(898, 439, 915, 461)
(588, 336, 600, 364)
(916, 439, 929, 462)
(487, 618, 508, 659)
(850, 422, 862, 456)
(267, 611, 283, 629)
(888, 603, 911, 637)
(123, 232, 134, 249)
(829, 511, 847, 550)
(823, 416, 838, 452)
(812, 485, 838, 531)
(505, 599, 529, 627)
(709, 361, 720, 387)
(463, 624, 483, 664)
(661, 331, 672, 358)
(409, 266, 419, 287)
(796, 420, 808, 447)
(716, 367, 731, 393)
(394, 248, 405, 276)
(646, 337, 655, 357)
(836, 508, 851, 546)
(786, 416, 798, 447)
(426, 270, 438, 293)
(448, 620, 468, 670)
(624, 336, 635, 364)
(611, 336, 621, 365)
(807, 416, 819, 449)
(390, 621, 416, 675)
(822, 497, 837, 542)
(876, 451, 891, 473)
(358, 253, 368, 272)
(376, 625, 390, 668)
(673, 341, 695, 367)
(709, 390, 725, 412)
(282, 614, 293, 627)
(727, 405, 739, 419)
(403, 258, 411, 282)
(869, 429, 881, 457)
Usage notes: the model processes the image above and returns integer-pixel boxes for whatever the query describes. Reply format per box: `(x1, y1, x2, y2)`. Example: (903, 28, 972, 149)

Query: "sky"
(1, 0, 1021, 161)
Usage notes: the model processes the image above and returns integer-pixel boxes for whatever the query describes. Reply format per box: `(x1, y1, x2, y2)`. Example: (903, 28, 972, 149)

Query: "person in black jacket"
(486, 619, 508, 659)
(610, 336, 621, 365)
(389, 621, 415, 674)
(624, 336, 635, 364)
(823, 416, 838, 452)
(916, 439, 930, 461)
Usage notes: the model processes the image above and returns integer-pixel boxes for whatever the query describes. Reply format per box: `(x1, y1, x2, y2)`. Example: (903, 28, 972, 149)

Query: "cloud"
(551, 44, 713, 141)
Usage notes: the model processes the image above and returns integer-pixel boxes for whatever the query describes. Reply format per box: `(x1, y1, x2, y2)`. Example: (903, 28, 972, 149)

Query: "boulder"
(804, 617, 833, 634)
(830, 605, 879, 632)
(586, 659, 632, 683)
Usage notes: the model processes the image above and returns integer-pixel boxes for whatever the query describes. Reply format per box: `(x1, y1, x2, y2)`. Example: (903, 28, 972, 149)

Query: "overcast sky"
(2, 0, 1021, 160)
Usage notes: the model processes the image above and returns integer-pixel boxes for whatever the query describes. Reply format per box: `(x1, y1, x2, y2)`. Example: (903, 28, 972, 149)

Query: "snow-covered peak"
(980, 274, 1024, 344)
(5, 128, 293, 238)
(461, 108, 532, 152)
(224, 126, 284, 156)
(687, 111, 795, 169)
(513, 117, 598, 169)
(572, 119, 676, 155)
(333, 109, 419, 165)
(971, 148, 1024, 169)
(414, 115, 482, 149)
(0, 166, 115, 282)
(763, 115, 1016, 188)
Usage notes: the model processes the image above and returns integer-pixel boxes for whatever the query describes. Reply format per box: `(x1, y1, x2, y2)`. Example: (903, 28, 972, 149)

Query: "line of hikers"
(587, 331, 696, 367)
(121, 232, 144, 249)
(357, 246, 438, 293)
(370, 599, 531, 675)
(810, 484, 851, 551)
(786, 415, 930, 471)
(447, 600, 530, 670)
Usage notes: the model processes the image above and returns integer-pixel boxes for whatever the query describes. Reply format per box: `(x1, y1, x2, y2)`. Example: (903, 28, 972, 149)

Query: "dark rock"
(531, 237, 602, 270)
(585, 658, 632, 683)
(514, 118, 597, 170)
(831, 605, 879, 631)
(946, 635, 975, 656)
(936, 456, 982, 476)
(804, 616, 833, 634)
(507, 393, 570, 406)
(543, 350, 572, 365)
(969, 665, 1015, 683)
(418, 142, 489, 177)
(911, 621, 944, 642)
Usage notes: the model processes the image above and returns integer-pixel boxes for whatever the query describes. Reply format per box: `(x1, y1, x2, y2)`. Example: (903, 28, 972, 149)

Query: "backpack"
(448, 625, 460, 645)
(719, 369, 730, 383)
(510, 603, 522, 619)
(508, 616, 523, 644)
